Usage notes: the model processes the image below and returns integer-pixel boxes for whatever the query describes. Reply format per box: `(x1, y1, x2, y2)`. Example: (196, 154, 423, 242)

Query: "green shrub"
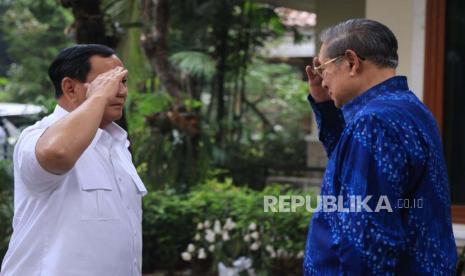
(142, 189, 196, 272)
(142, 178, 315, 275)
(0, 160, 14, 264)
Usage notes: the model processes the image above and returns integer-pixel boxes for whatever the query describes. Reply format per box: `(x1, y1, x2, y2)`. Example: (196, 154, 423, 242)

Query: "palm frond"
(170, 51, 216, 80)
(102, 0, 127, 21)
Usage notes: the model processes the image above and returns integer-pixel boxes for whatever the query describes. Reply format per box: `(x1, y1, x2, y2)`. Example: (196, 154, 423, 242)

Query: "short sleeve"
(14, 127, 67, 193)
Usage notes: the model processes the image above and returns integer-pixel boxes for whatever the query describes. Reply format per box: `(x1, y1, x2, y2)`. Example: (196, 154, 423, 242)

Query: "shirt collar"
(341, 76, 409, 123)
(102, 122, 128, 143)
(91, 123, 128, 149)
(51, 104, 70, 120)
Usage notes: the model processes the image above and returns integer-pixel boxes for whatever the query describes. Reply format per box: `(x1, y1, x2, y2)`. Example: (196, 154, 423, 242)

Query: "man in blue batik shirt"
(303, 18, 457, 275)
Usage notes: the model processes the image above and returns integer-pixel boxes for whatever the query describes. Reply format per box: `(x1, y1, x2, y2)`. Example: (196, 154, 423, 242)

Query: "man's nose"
(117, 85, 128, 97)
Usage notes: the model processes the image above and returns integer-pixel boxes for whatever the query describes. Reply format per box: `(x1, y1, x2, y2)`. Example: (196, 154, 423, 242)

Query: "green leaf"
(170, 51, 216, 79)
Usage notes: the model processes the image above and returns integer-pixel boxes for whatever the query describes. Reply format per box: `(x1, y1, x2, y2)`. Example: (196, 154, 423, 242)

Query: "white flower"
(277, 248, 288, 258)
(205, 229, 216, 243)
(250, 231, 259, 240)
(224, 218, 236, 230)
(243, 234, 251, 243)
(209, 244, 215, 252)
(251, 133, 261, 141)
(283, 250, 289, 258)
(197, 223, 204, 230)
(266, 245, 276, 257)
(222, 231, 230, 241)
(248, 222, 257, 231)
(297, 250, 304, 259)
(203, 220, 211, 228)
(187, 243, 195, 253)
(181, 252, 192, 261)
(194, 233, 201, 241)
(273, 124, 283, 132)
(250, 242, 260, 251)
(214, 220, 222, 234)
(233, 257, 253, 269)
(198, 248, 206, 259)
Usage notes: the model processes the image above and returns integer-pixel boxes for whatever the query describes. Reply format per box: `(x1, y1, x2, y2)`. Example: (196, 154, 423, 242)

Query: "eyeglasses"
(312, 56, 344, 77)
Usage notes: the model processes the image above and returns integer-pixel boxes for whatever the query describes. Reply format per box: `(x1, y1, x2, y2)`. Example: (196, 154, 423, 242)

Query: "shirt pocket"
(79, 181, 120, 221)
(76, 151, 120, 221)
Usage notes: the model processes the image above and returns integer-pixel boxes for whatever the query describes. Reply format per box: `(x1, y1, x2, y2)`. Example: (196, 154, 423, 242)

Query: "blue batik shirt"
(303, 76, 457, 275)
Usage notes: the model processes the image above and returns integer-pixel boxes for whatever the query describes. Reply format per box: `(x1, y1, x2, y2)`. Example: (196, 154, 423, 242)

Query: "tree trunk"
(213, 1, 231, 146)
(60, 0, 119, 47)
(140, 0, 182, 102)
(140, 0, 200, 137)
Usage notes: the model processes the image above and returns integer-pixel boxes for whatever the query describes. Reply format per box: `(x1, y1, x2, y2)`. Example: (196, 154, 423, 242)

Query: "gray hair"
(320, 18, 398, 68)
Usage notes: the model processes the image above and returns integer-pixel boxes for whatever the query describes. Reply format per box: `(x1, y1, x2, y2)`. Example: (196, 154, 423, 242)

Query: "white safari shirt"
(1, 105, 147, 276)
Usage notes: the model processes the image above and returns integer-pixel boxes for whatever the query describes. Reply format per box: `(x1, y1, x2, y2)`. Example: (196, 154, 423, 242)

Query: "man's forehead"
(89, 55, 123, 73)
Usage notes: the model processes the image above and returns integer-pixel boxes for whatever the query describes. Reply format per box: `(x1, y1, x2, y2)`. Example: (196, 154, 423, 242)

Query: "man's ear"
(345, 49, 361, 77)
(61, 77, 79, 103)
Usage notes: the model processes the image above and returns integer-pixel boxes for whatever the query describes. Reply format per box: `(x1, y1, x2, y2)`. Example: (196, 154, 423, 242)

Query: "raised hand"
(305, 57, 331, 103)
(84, 66, 128, 103)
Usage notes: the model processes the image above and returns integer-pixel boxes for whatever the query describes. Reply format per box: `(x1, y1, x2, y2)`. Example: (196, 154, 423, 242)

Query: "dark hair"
(48, 44, 115, 98)
(320, 18, 398, 68)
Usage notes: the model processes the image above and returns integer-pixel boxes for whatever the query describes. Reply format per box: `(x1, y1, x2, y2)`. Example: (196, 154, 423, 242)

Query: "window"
(443, 0, 465, 204)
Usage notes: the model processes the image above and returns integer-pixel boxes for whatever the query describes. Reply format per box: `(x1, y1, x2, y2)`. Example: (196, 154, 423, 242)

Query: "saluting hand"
(84, 66, 128, 104)
(305, 57, 331, 103)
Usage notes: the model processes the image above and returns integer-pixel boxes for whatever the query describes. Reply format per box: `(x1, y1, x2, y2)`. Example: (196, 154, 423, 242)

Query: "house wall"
(366, 0, 426, 100)
(315, 0, 366, 50)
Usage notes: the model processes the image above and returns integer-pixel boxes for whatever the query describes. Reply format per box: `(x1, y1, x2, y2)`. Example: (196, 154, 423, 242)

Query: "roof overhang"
(254, 0, 315, 12)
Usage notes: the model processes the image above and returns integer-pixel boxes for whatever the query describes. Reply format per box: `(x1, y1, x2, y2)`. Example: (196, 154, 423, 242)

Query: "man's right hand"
(305, 58, 331, 103)
(85, 66, 128, 103)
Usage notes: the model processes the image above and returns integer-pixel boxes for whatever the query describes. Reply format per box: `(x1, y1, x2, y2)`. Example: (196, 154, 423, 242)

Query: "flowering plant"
(181, 218, 235, 261)
(181, 215, 305, 274)
(143, 178, 313, 274)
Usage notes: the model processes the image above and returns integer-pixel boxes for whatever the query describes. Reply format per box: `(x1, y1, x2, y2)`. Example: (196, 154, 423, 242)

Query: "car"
(0, 103, 46, 160)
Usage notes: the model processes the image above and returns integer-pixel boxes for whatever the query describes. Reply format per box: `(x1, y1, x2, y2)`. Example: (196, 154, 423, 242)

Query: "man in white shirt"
(1, 44, 147, 276)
